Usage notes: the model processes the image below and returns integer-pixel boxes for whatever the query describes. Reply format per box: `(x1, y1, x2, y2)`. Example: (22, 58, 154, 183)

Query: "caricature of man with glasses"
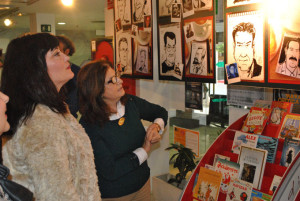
(117, 37, 131, 75)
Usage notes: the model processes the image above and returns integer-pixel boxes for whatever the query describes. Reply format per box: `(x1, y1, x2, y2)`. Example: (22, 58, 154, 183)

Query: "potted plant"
(152, 143, 197, 201)
(165, 143, 197, 187)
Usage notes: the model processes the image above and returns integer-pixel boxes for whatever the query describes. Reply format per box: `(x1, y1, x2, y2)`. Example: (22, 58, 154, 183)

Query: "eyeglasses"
(106, 75, 121, 85)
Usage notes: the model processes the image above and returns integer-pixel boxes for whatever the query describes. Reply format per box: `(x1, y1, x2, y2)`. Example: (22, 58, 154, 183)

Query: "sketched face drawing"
(285, 41, 300, 69)
(135, 0, 145, 20)
(140, 50, 146, 66)
(119, 39, 128, 66)
(117, 0, 126, 20)
(165, 37, 176, 65)
(233, 31, 254, 72)
(194, 48, 204, 64)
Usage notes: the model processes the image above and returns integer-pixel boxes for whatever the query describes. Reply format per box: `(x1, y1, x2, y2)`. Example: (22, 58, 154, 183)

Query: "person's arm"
(130, 95, 168, 144)
(83, 125, 146, 181)
(130, 95, 168, 127)
(22, 119, 81, 201)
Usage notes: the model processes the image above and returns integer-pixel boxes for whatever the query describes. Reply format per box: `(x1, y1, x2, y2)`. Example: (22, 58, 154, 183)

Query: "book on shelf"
(241, 107, 271, 135)
(251, 189, 272, 201)
(231, 131, 258, 154)
(269, 101, 293, 125)
(213, 154, 230, 167)
(238, 146, 268, 190)
(226, 179, 253, 201)
(277, 113, 300, 139)
(192, 167, 222, 201)
(256, 135, 278, 163)
(214, 158, 240, 194)
(268, 175, 282, 195)
(280, 138, 300, 167)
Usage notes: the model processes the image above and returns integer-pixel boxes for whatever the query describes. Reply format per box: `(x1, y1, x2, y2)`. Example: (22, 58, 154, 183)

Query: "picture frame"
(184, 16, 215, 82)
(226, 10, 265, 82)
(158, 23, 183, 80)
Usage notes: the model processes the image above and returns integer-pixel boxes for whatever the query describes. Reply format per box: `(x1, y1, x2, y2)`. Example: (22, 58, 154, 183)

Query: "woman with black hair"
(1, 33, 101, 201)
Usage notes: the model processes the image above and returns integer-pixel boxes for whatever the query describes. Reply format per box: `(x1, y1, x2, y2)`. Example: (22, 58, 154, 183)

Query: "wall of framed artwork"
(157, 0, 216, 82)
(224, 0, 300, 90)
(113, 0, 154, 79)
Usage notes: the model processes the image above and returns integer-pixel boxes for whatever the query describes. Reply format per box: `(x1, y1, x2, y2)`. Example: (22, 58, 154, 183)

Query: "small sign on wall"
(41, 24, 51, 32)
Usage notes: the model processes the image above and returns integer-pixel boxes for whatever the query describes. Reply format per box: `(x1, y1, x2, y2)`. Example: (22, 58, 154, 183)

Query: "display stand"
(179, 114, 300, 201)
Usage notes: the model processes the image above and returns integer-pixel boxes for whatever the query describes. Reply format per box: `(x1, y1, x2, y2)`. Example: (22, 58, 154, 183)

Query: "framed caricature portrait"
(182, 0, 195, 18)
(159, 23, 183, 79)
(159, 0, 174, 17)
(171, 3, 182, 23)
(132, 29, 153, 78)
(114, 0, 131, 26)
(189, 41, 208, 76)
(227, 10, 264, 82)
(184, 16, 214, 81)
(194, 0, 213, 11)
(132, 0, 152, 23)
(116, 31, 132, 76)
(269, 32, 300, 85)
(226, 0, 262, 8)
(135, 45, 149, 74)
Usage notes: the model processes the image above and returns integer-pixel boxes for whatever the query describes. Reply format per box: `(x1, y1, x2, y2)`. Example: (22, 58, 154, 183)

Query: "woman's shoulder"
(19, 104, 67, 134)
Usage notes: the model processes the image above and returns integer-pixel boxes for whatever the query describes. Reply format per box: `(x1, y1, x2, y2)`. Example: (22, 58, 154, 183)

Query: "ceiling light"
(4, 19, 12, 27)
(61, 0, 73, 6)
(57, 22, 66, 25)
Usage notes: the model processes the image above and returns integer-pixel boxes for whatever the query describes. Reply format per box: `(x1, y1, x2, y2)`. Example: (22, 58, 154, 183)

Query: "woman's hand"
(143, 123, 162, 153)
(146, 123, 161, 144)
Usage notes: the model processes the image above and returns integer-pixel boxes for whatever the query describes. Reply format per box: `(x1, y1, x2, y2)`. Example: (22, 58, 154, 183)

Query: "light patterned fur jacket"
(2, 104, 101, 201)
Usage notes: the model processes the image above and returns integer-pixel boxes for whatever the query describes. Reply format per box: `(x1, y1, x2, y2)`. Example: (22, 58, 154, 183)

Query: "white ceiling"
(0, 0, 105, 31)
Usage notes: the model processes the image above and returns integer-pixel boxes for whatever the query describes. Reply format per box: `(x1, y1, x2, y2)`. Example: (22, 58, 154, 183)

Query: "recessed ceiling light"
(57, 22, 66, 25)
(4, 19, 12, 27)
(0, 7, 10, 10)
(61, 0, 73, 6)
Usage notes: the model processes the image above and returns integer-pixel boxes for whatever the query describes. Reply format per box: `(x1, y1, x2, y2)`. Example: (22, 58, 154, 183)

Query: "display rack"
(179, 114, 300, 201)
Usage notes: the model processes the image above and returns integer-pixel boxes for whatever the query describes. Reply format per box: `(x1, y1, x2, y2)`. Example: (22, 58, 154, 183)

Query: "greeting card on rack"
(232, 131, 258, 154)
(226, 10, 264, 82)
(269, 101, 293, 125)
(192, 167, 222, 201)
(226, 179, 253, 201)
(238, 146, 267, 190)
(214, 158, 240, 194)
(241, 107, 271, 134)
(213, 154, 230, 167)
(256, 135, 278, 164)
(277, 113, 300, 139)
(269, 175, 282, 195)
(280, 138, 300, 167)
(251, 189, 272, 201)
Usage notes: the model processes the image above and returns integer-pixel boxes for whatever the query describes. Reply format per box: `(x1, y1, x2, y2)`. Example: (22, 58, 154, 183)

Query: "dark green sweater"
(80, 95, 168, 198)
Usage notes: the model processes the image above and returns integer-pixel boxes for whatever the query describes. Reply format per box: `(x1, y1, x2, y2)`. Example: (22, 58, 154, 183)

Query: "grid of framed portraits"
(225, 0, 300, 90)
(114, 0, 153, 79)
(157, 0, 216, 82)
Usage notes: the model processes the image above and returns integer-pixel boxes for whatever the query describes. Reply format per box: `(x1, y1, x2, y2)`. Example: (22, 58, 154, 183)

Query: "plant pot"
(152, 173, 187, 201)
